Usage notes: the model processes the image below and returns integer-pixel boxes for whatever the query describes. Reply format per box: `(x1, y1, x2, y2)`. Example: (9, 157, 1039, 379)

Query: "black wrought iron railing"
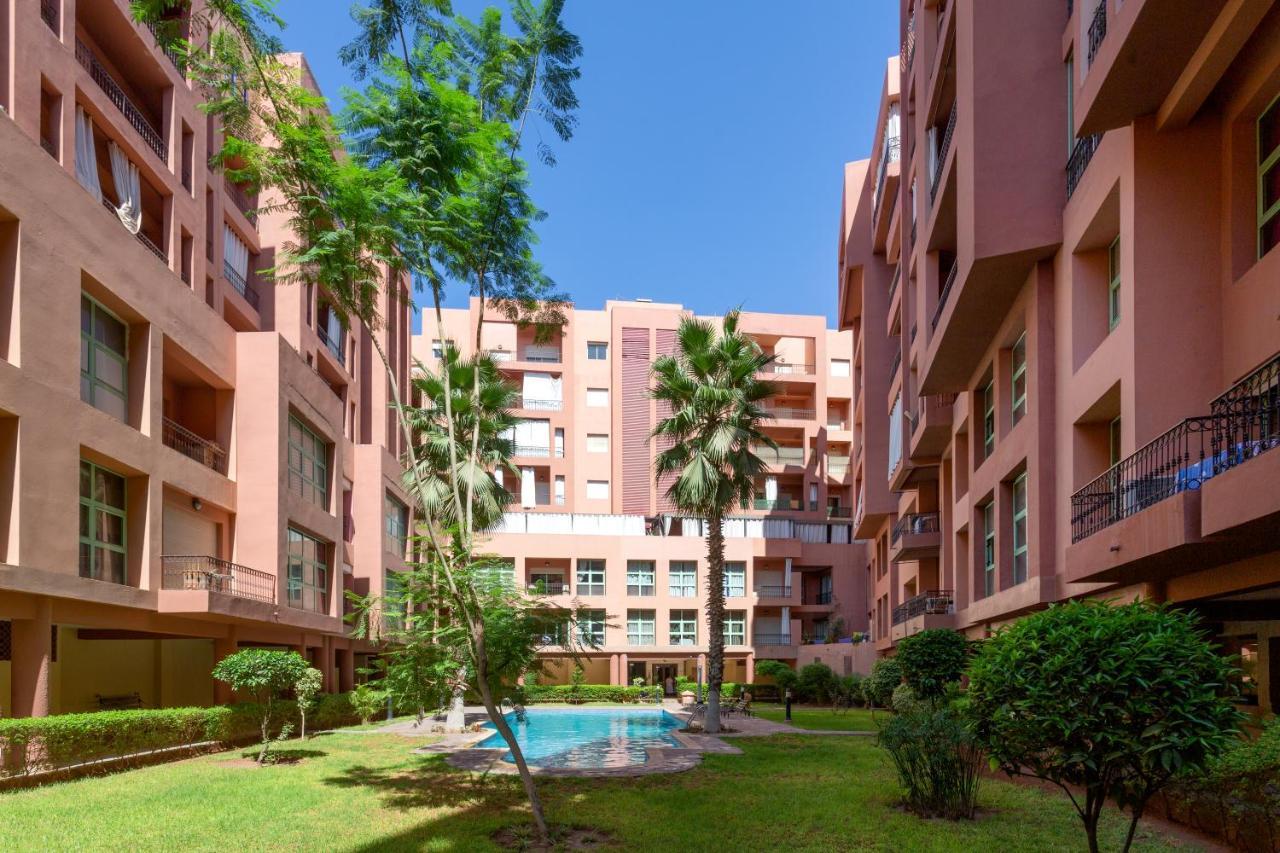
(930, 103, 957, 202)
(888, 266, 900, 305)
(223, 259, 260, 310)
(225, 178, 258, 225)
(755, 585, 793, 598)
(752, 633, 793, 646)
(827, 505, 852, 518)
(804, 590, 835, 606)
(1086, 0, 1107, 66)
(763, 405, 816, 420)
(41, 0, 57, 32)
(889, 347, 902, 382)
(100, 197, 166, 265)
(163, 417, 228, 475)
(892, 589, 954, 625)
(874, 136, 901, 216)
(316, 324, 346, 367)
(75, 40, 166, 161)
(162, 555, 274, 604)
(900, 12, 916, 73)
(932, 256, 959, 329)
(1067, 133, 1102, 199)
(1210, 353, 1280, 451)
(145, 20, 186, 74)
(892, 511, 941, 545)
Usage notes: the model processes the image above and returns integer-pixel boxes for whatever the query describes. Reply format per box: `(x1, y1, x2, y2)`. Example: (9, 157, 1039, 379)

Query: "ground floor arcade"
(536, 652, 757, 694)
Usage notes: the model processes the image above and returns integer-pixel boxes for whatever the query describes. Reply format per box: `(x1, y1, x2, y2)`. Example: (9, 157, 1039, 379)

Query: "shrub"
(212, 649, 312, 763)
(968, 600, 1241, 853)
(521, 684, 662, 704)
(862, 657, 903, 709)
(294, 668, 323, 740)
(753, 659, 797, 697)
(896, 629, 968, 702)
(350, 683, 388, 725)
(832, 675, 864, 708)
(891, 683, 921, 715)
(878, 706, 981, 819)
(795, 663, 837, 703)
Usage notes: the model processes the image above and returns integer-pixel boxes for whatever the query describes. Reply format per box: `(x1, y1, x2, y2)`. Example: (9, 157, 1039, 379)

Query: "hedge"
(0, 692, 361, 778)
(520, 684, 663, 704)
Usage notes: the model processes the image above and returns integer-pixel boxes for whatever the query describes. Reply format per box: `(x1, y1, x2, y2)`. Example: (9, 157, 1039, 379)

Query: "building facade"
(415, 300, 868, 688)
(841, 0, 1280, 714)
(0, 1, 411, 716)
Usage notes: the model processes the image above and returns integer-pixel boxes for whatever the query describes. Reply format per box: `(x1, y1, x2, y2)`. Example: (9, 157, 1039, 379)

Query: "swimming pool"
(477, 708, 684, 769)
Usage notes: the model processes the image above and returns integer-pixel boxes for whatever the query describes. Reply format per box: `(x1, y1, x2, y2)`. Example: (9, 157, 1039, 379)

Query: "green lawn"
(0, 730, 1194, 851)
(753, 703, 880, 732)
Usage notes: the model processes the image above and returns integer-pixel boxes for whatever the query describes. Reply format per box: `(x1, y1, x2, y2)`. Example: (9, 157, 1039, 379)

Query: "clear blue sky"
(271, 1, 898, 328)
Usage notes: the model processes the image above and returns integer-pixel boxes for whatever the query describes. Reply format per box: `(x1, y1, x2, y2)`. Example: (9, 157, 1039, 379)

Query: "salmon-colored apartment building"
(416, 301, 867, 688)
(0, 1, 413, 716)
(841, 0, 1280, 714)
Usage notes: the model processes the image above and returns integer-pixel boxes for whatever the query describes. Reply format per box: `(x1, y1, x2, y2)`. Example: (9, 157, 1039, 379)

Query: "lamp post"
(785, 687, 793, 722)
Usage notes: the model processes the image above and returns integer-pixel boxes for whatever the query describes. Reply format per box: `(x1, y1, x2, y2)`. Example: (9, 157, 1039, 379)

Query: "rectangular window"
(431, 339, 444, 359)
(723, 562, 746, 598)
(1012, 473, 1029, 586)
(830, 358, 850, 377)
(1259, 93, 1280, 257)
(982, 502, 996, 598)
(1011, 334, 1027, 426)
(586, 388, 609, 407)
(724, 610, 746, 646)
(586, 434, 609, 453)
(287, 415, 330, 510)
(586, 480, 609, 500)
(587, 341, 608, 360)
(384, 569, 406, 629)
(1109, 416, 1122, 466)
(669, 609, 698, 646)
(384, 492, 408, 557)
(627, 609, 655, 645)
(576, 559, 605, 595)
(669, 561, 697, 597)
(79, 460, 127, 584)
(982, 379, 996, 459)
(1108, 237, 1121, 331)
(475, 560, 515, 590)
(578, 609, 606, 645)
(80, 295, 128, 422)
(287, 527, 329, 613)
(626, 560, 655, 596)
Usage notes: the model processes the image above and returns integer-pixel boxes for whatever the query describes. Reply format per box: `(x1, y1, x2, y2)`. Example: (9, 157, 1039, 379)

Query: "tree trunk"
(703, 513, 726, 734)
(300, 709, 307, 741)
(258, 698, 271, 763)
(1121, 802, 1146, 853)
(476, 676, 549, 845)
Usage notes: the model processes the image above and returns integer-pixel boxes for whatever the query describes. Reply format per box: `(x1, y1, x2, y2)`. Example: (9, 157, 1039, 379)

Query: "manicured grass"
(0, 730, 1191, 851)
(753, 703, 880, 732)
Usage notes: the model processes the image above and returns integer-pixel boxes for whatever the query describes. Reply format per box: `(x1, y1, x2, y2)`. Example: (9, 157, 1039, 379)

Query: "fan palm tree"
(651, 310, 778, 733)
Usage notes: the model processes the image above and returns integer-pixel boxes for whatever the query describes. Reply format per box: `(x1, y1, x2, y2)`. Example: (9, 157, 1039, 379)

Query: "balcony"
(828, 456, 851, 480)
(909, 393, 957, 461)
(519, 397, 562, 412)
(99, 198, 166, 266)
(929, 103, 956, 203)
(1066, 133, 1102, 200)
(1085, 0, 1107, 66)
(754, 497, 800, 512)
(225, 178, 258, 226)
(760, 362, 816, 376)
(752, 632, 794, 647)
(514, 443, 564, 459)
(763, 405, 816, 421)
(75, 40, 166, 162)
(802, 590, 834, 607)
(900, 10, 915, 73)
(891, 589, 954, 626)
(752, 445, 805, 467)
(223, 260, 260, 310)
(755, 585, 793, 599)
(888, 348, 902, 384)
(161, 556, 275, 604)
(41, 0, 57, 31)
(527, 581, 568, 595)
(163, 417, 228, 475)
(931, 255, 959, 330)
(519, 346, 561, 363)
(316, 324, 346, 368)
(889, 511, 942, 562)
(826, 505, 852, 519)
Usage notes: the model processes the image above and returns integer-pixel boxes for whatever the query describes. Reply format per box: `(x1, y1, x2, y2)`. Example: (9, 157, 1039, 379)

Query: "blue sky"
(271, 1, 898, 328)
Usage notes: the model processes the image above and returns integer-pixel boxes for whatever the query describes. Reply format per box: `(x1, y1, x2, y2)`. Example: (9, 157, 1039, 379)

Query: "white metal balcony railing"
(512, 444, 565, 459)
(520, 348, 562, 363)
(493, 511, 854, 544)
(760, 362, 816, 376)
(763, 405, 816, 421)
(520, 397, 563, 411)
(752, 445, 805, 465)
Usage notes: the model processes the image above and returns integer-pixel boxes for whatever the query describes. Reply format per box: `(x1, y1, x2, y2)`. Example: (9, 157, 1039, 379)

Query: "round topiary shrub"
(896, 628, 968, 702)
(863, 657, 904, 709)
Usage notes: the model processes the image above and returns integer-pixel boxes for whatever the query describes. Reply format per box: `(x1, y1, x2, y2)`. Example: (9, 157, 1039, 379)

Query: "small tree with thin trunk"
(294, 667, 323, 740)
(967, 599, 1241, 853)
(651, 310, 777, 733)
(212, 649, 311, 763)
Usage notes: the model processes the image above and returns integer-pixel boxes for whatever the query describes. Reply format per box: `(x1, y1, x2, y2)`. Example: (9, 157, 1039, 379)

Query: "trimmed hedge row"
(0, 693, 359, 777)
(520, 684, 664, 703)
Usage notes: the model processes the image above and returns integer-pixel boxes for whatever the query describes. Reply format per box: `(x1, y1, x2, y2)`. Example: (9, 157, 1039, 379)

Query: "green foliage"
(796, 663, 837, 704)
(891, 683, 921, 715)
(350, 683, 389, 725)
(833, 675, 866, 708)
(967, 600, 1242, 852)
(863, 657, 904, 709)
(896, 629, 968, 702)
(294, 668, 324, 740)
(878, 706, 982, 820)
(212, 649, 312, 763)
(753, 659, 797, 697)
(521, 684, 662, 704)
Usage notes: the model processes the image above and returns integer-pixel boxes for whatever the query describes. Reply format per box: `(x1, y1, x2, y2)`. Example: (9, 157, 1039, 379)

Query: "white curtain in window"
(493, 467, 504, 488)
(223, 224, 249, 277)
(514, 419, 549, 449)
(74, 106, 102, 203)
(765, 476, 778, 502)
(521, 372, 561, 403)
(520, 467, 535, 508)
(107, 141, 142, 235)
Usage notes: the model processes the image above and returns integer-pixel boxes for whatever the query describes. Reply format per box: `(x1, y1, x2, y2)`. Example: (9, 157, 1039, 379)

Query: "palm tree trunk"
(704, 513, 726, 734)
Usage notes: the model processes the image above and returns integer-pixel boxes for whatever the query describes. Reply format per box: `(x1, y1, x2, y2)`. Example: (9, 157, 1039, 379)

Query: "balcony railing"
(888, 266, 900, 306)
(930, 103, 957, 202)
(753, 633, 793, 646)
(513, 444, 552, 458)
(873, 136, 901, 215)
(827, 505, 852, 518)
(161, 555, 275, 604)
(224, 178, 258, 225)
(753, 497, 799, 511)
(892, 511, 941, 545)
(760, 362, 816, 376)
(100, 198, 166, 265)
(1066, 133, 1103, 199)
(163, 417, 228, 475)
(888, 348, 902, 382)
(828, 456, 851, 478)
(520, 350, 562, 363)
(527, 581, 568, 595)
(756, 585, 793, 597)
(41, 0, 57, 31)
(763, 405, 816, 420)
(900, 11, 916, 72)
(1072, 353, 1280, 543)
(223, 259, 261, 310)
(520, 397, 563, 411)
(753, 446, 805, 465)
(932, 256, 959, 329)
(317, 324, 346, 367)
(75, 40, 166, 161)
(1086, 0, 1107, 66)
(892, 589, 954, 625)
(804, 590, 834, 606)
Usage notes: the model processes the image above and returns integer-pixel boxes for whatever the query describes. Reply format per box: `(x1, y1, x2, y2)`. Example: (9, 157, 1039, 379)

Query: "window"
(887, 393, 903, 476)
(287, 528, 329, 613)
(384, 569, 406, 629)
(723, 562, 746, 598)
(475, 560, 515, 589)
(626, 560, 655, 596)
(1012, 473, 1029, 585)
(587, 341, 608, 360)
(724, 610, 746, 646)
(1065, 53, 1075, 156)
(1259, 93, 1280, 256)
(586, 480, 609, 500)
(830, 358, 850, 377)
(1011, 334, 1027, 426)
(1108, 237, 1121, 331)
(576, 559, 605, 595)
(578, 609, 606, 645)
(981, 379, 996, 459)
(669, 610, 698, 646)
(79, 460, 126, 584)
(586, 387, 609, 407)
(431, 339, 445, 359)
(627, 610, 655, 645)
(669, 561, 697, 597)
(384, 492, 408, 557)
(287, 415, 330, 510)
(586, 434, 609, 453)
(80, 296, 128, 421)
(982, 502, 996, 597)
(1109, 416, 1122, 466)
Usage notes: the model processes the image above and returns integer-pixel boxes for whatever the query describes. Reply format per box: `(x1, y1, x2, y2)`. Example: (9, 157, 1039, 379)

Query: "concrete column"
(618, 653, 628, 685)
(320, 637, 335, 693)
(608, 653, 619, 685)
(337, 646, 355, 693)
(213, 628, 238, 705)
(10, 598, 53, 717)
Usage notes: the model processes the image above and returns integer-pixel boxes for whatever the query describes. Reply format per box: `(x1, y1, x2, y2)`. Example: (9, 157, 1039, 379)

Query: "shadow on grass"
(235, 748, 330, 764)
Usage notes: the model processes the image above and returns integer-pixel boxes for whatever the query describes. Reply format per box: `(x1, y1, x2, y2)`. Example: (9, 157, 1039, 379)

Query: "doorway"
(652, 664, 679, 696)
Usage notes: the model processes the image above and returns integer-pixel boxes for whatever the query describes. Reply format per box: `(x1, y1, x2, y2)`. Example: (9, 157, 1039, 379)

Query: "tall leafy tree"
(651, 311, 778, 733)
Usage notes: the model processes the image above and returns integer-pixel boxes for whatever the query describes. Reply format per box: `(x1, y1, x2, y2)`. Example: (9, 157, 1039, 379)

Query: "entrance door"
(627, 660, 647, 686)
(652, 664, 678, 696)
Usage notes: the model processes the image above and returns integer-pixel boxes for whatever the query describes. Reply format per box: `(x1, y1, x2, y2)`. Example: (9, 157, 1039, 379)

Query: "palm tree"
(651, 310, 777, 733)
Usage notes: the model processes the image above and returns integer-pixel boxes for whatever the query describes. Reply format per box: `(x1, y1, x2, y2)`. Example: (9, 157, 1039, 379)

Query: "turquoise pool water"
(477, 708, 683, 769)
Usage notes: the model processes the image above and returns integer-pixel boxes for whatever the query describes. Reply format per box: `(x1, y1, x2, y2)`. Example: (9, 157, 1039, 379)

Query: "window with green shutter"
(1011, 334, 1028, 426)
(1012, 473, 1029, 585)
(287, 415, 329, 510)
(79, 460, 127, 584)
(80, 296, 128, 422)
(287, 527, 329, 613)
(1258, 93, 1280, 257)
(982, 502, 996, 598)
(1108, 237, 1121, 331)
